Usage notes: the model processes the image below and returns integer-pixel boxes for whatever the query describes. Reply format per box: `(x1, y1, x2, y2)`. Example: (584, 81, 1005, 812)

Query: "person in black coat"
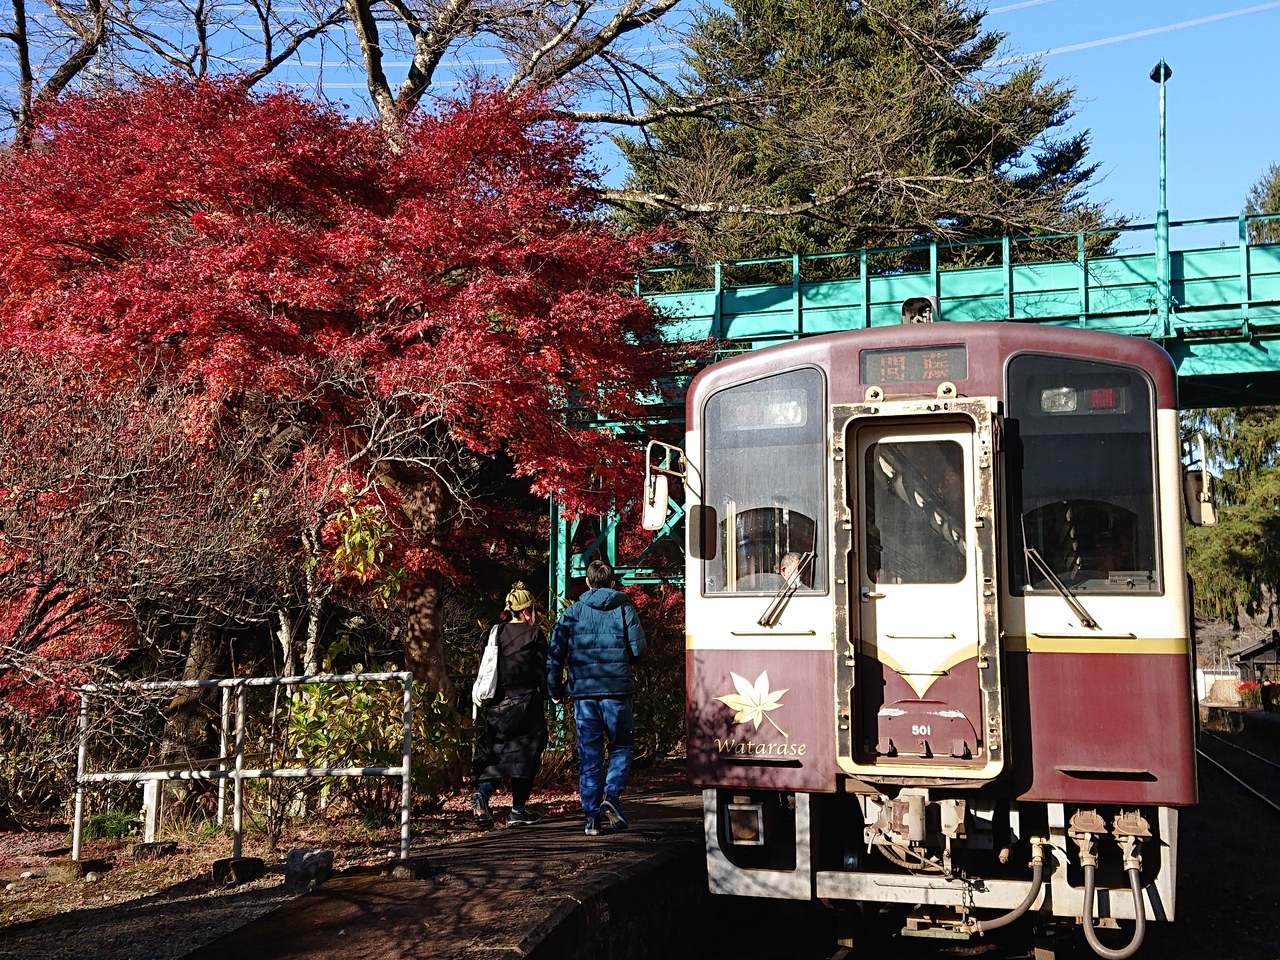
(471, 582, 548, 828)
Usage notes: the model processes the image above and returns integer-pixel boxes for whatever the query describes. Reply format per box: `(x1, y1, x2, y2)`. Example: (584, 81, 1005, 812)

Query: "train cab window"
(701, 368, 827, 594)
(1007, 355, 1160, 594)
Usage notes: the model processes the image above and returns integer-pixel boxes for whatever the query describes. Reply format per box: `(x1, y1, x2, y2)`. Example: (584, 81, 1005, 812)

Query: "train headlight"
(766, 399, 806, 426)
(1040, 386, 1078, 413)
(724, 389, 808, 430)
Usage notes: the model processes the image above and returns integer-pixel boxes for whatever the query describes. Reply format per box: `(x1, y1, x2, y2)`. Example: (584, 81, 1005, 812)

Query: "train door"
(833, 399, 1004, 779)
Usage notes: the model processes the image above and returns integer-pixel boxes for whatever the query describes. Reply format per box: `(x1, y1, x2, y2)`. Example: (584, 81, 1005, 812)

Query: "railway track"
(1197, 731, 1280, 814)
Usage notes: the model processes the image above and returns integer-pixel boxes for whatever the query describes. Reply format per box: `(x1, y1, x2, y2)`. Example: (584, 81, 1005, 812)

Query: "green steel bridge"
(550, 214, 1280, 602)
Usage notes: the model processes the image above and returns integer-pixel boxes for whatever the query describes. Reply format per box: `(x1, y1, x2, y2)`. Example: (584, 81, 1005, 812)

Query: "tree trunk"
(382, 465, 458, 706)
(158, 619, 226, 823)
(300, 525, 330, 675)
(275, 609, 298, 677)
(400, 566, 455, 698)
(303, 593, 324, 675)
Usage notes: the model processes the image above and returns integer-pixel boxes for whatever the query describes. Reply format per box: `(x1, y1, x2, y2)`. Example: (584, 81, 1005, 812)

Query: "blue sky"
(984, 1, 1280, 231)
(275, 0, 1278, 242)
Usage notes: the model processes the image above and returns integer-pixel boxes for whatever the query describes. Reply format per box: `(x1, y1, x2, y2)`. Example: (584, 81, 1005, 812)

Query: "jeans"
(573, 697, 634, 818)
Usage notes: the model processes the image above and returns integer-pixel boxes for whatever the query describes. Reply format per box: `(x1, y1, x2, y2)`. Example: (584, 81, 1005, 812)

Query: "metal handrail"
(640, 211, 1280, 279)
(72, 671, 414, 862)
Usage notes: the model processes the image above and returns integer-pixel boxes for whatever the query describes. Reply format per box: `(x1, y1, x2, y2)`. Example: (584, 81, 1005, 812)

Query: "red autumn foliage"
(0, 77, 671, 503)
(0, 76, 683, 699)
(0, 577, 122, 713)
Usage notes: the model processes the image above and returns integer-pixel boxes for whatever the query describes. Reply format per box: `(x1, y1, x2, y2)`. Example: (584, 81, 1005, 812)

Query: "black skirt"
(472, 692, 548, 781)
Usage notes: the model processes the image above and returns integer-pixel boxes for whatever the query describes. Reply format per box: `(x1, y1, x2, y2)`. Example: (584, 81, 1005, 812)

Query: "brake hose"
(1082, 861, 1146, 960)
(968, 842, 1047, 935)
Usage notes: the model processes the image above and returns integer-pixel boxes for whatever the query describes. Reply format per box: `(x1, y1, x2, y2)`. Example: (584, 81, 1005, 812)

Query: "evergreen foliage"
(612, 0, 1113, 264)
(1245, 161, 1280, 244)
(1175, 151, 1280, 627)
(1184, 408, 1280, 626)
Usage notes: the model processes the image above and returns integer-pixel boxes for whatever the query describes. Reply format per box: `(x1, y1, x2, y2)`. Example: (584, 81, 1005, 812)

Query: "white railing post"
(71, 671, 419, 863)
(71, 692, 90, 860)
(400, 675, 413, 861)
(233, 683, 246, 859)
(218, 686, 229, 826)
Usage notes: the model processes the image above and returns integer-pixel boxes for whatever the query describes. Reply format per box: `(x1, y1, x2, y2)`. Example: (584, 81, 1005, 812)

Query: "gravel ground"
(2, 740, 1278, 960)
(0, 777, 597, 960)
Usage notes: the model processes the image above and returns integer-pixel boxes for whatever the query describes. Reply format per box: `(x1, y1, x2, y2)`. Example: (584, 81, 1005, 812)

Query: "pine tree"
(1182, 161, 1280, 625)
(611, 0, 1111, 263)
(1183, 408, 1280, 626)
(1245, 162, 1280, 244)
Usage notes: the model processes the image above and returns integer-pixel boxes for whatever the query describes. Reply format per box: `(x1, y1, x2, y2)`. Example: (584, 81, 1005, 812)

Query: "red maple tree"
(0, 77, 678, 701)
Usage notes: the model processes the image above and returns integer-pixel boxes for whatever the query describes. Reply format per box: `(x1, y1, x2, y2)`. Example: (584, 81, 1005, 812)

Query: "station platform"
(1200, 702, 1280, 737)
(184, 787, 705, 960)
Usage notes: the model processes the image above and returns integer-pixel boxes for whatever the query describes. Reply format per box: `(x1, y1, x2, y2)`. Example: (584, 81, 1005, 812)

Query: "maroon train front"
(645, 312, 1211, 956)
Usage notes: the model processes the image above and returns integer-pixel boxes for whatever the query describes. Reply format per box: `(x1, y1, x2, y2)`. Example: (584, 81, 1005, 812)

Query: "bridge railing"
(549, 214, 1280, 601)
(641, 213, 1280, 346)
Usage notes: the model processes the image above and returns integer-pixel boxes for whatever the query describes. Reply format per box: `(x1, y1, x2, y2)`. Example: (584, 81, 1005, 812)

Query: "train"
(643, 302, 1216, 958)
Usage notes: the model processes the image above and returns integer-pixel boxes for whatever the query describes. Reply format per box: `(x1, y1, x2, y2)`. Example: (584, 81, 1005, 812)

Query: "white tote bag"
(471, 625, 501, 719)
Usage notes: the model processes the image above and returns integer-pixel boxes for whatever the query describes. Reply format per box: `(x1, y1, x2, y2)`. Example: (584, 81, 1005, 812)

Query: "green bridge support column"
(1003, 236, 1013, 320)
(792, 253, 802, 338)
(1077, 232, 1088, 326)
(860, 248, 870, 328)
(1240, 214, 1252, 332)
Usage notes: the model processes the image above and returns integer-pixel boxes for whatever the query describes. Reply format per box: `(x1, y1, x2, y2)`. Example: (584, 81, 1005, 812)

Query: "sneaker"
(584, 816, 601, 836)
(599, 797, 629, 831)
(471, 792, 494, 828)
(507, 808, 542, 827)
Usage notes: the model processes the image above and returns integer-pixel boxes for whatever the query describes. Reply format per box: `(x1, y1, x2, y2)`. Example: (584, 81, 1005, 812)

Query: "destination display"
(860, 344, 968, 384)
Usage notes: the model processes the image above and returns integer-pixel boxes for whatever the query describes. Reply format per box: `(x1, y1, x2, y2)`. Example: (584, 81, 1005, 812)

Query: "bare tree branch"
(244, 3, 347, 88)
(0, 0, 107, 142)
(392, 0, 475, 114)
(568, 92, 755, 126)
(601, 174, 979, 217)
(502, 0, 588, 93)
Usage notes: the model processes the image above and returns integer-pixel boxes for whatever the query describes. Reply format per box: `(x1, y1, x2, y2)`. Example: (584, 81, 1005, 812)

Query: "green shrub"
(288, 679, 465, 814)
(359, 806, 397, 832)
(83, 808, 139, 840)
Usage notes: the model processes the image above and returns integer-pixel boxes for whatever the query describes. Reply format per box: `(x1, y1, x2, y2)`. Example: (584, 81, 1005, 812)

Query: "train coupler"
(902, 907, 973, 940)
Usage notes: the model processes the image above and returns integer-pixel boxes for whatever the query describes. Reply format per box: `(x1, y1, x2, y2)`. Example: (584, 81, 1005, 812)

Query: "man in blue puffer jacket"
(547, 559, 647, 836)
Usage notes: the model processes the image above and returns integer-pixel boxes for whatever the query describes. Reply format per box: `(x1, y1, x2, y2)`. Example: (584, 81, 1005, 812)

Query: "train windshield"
(701, 367, 827, 594)
(1007, 355, 1160, 594)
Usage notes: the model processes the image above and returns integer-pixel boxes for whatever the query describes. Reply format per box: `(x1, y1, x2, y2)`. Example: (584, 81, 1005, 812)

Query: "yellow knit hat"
(504, 582, 535, 612)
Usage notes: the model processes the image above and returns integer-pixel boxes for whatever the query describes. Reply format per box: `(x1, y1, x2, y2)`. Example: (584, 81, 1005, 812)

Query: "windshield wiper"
(1023, 544, 1099, 629)
(758, 552, 815, 628)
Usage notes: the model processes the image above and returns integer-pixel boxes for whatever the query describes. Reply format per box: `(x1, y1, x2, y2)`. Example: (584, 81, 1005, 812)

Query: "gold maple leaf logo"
(715, 670, 789, 738)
